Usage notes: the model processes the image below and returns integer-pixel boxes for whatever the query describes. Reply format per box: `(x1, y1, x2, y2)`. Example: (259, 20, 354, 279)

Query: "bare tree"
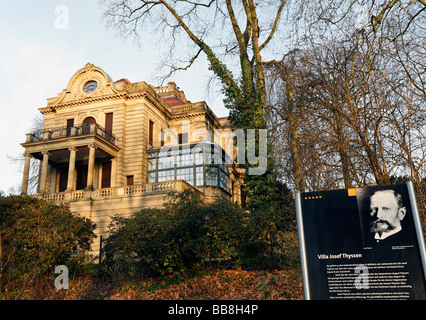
(265, 20, 425, 191)
(101, 0, 425, 200)
(101, 0, 293, 129)
(265, 46, 356, 191)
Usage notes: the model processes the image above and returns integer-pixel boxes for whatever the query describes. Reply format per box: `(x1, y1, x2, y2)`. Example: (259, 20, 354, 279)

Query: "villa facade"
(20, 63, 245, 259)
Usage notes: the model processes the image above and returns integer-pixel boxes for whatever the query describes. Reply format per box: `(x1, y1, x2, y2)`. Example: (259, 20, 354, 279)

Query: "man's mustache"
(370, 219, 395, 234)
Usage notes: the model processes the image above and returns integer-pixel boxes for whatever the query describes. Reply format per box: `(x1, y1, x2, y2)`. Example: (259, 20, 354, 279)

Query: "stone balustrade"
(37, 180, 201, 202)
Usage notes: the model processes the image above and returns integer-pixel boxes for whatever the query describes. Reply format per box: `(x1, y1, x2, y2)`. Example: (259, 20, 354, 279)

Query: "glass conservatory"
(146, 141, 231, 194)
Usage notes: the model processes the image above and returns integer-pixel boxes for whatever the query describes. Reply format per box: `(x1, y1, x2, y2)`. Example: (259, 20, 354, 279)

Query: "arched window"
(82, 117, 96, 134)
(83, 117, 96, 125)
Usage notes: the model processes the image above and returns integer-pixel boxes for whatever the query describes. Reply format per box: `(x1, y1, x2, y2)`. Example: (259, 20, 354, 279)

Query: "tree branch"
(259, 0, 285, 52)
(225, 0, 248, 52)
(160, 49, 203, 82)
(392, 6, 426, 41)
(157, 0, 239, 91)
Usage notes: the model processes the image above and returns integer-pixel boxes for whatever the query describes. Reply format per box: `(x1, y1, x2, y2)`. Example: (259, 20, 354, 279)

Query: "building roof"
(162, 97, 187, 107)
(115, 78, 132, 84)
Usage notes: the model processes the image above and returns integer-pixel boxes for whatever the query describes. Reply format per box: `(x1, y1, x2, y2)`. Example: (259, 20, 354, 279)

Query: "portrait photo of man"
(357, 185, 415, 248)
(369, 190, 406, 242)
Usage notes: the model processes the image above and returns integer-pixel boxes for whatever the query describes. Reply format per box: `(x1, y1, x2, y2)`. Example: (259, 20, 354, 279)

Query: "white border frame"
(406, 181, 426, 283)
(295, 191, 311, 300)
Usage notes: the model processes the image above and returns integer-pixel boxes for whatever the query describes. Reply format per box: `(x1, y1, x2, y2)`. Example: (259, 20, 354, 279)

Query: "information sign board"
(296, 182, 426, 300)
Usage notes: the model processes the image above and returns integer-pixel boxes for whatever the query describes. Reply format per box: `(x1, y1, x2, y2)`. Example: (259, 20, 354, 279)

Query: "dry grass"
(0, 268, 304, 300)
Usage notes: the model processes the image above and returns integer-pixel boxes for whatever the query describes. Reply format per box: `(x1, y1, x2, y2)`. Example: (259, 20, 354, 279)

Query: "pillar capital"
(41, 150, 51, 156)
(68, 146, 78, 152)
(88, 142, 98, 149)
(23, 152, 33, 158)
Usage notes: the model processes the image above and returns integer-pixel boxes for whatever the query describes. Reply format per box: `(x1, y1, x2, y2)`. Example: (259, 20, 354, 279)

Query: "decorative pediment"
(43, 63, 122, 111)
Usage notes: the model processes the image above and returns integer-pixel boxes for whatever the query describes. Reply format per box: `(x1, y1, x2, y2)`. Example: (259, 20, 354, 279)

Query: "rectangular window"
(194, 152, 203, 165)
(177, 168, 193, 185)
(147, 158, 157, 171)
(147, 172, 156, 183)
(160, 129, 166, 147)
(147, 143, 232, 192)
(177, 153, 193, 167)
(158, 169, 174, 182)
(126, 175, 134, 186)
(105, 112, 113, 133)
(178, 133, 188, 144)
(195, 166, 204, 186)
(158, 155, 174, 170)
(66, 118, 74, 136)
(219, 170, 229, 192)
(149, 120, 154, 146)
(206, 167, 218, 186)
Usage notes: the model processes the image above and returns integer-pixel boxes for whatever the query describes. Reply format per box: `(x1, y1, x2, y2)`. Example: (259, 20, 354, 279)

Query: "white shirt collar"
(374, 225, 402, 241)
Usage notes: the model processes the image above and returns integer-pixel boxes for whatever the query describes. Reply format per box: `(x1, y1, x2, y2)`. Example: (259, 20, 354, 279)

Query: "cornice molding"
(37, 63, 225, 127)
(40, 90, 174, 120)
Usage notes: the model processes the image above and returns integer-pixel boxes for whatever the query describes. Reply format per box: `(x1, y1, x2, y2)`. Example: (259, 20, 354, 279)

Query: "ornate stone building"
(20, 63, 245, 259)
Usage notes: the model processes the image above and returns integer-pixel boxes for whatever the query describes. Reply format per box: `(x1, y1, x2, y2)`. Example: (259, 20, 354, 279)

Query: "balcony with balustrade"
(24, 122, 117, 149)
(21, 123, 120, 195)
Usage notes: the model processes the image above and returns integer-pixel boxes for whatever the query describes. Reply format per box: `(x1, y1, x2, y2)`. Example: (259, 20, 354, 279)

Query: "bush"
(0, 195, 96, 289)
(102, 190, 248, 277)
(103, 189, 300, 278)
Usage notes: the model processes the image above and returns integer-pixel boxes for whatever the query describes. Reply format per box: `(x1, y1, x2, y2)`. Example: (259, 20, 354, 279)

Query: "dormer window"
(83, 80, 98, 93)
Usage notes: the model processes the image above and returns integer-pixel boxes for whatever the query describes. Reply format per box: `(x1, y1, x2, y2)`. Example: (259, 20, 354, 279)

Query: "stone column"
(86, 143, 97, 190)
(110, 158, 117, 187)
(67, 147, 78, 191)
(39, 150, 51, 193)
(21, 153, 33, 195)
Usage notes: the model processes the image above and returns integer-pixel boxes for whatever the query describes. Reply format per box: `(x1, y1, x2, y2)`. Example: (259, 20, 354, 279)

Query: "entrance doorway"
(101, 161, 111, 188)
(58, 166, 68, 192)
(76, 164, 88, 190)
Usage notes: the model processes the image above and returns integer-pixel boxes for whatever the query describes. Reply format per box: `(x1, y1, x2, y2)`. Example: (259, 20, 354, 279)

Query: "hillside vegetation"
(0, 191, 301, 300)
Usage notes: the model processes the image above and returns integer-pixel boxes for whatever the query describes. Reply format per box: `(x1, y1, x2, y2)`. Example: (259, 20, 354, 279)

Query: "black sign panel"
(296, 182, 426, 300)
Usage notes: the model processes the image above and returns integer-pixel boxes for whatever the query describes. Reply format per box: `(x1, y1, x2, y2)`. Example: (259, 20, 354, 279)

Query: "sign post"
(296, 182, 426, 300)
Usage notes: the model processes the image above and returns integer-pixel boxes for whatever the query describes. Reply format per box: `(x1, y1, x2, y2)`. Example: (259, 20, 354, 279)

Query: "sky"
(0, 1, 228, 194)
